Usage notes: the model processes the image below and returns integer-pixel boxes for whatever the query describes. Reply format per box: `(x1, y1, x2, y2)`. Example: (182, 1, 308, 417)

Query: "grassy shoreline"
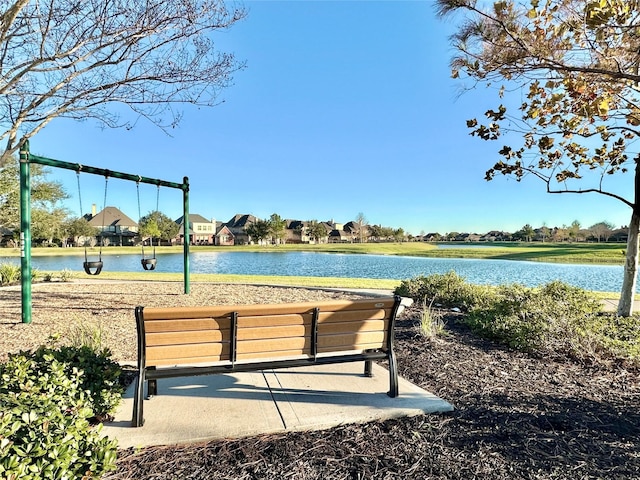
(0, 241, 629, 264)
(0, 243, 625, 300)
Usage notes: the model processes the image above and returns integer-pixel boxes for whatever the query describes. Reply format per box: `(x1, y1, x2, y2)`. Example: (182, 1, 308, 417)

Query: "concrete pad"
(102, 363, 454, 449)
(102, 371, 286, 448)
(263, 363, 453, 432)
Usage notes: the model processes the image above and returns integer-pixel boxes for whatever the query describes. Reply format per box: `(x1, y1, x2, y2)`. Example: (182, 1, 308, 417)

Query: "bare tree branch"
(0, 0, 247, 163)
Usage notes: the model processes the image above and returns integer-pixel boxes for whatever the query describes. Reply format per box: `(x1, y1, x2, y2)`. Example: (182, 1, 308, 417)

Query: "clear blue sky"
(33, 0, 632, 235)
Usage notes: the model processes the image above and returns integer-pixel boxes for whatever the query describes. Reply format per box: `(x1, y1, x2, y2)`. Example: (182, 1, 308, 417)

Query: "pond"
(4, 250, 632, 293)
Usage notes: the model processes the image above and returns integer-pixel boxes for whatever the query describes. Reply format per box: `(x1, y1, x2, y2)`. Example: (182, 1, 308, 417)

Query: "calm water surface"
(7, 250, 632, 293)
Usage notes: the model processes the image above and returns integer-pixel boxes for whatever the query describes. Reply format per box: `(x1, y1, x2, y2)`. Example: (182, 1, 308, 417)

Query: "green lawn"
(2, 241, 627, 264)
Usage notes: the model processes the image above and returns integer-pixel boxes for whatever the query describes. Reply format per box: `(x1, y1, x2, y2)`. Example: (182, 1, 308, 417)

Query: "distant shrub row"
(395, 272, 640, 366)
(0, 345, 123, 479)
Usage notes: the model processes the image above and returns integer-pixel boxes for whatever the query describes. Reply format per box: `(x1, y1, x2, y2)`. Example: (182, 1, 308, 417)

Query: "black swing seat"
(141, 258, 157, 270)
(83, 260, 103, 275)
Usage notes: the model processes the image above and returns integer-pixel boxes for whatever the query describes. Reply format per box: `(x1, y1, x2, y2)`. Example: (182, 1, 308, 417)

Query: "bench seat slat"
(237, 325, 309, 340)
(318, 309, 386, 323)
(146, 330, 227, 346)
(236, 350, 311, 361)
(317, 332, 386, 349)
(146, 343, 229, 362)
(237, 314, 310, 328)
(145, 318, 231, 333)
(318, 319, 386, 335)
(149, 355, 230, 367)
(316, 342, 387, 354)
(237, 337, 310, 355)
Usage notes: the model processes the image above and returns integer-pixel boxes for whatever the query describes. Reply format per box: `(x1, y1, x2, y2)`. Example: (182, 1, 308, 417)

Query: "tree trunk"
(618, 212, 640, 317)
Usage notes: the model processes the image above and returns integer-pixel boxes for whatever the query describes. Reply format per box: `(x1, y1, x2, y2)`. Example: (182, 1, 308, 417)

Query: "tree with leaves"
(0, 158, 68, 234)
(31, 207, 68, 244)
(139, 211, 178, 243)
(521, 224, 535, 243)
(268, 214, 287, 245)
(306, 220, 327, 244)
(0, 0, 246, 165)
(246, 219, 270, 245)
(439, 0, 640, 315)
(568, 220, 582, 242)
(393, 228, 405, 243)
(64, 217, 98, 247)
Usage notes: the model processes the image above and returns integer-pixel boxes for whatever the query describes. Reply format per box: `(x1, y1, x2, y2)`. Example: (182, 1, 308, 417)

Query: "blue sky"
(32, 0, 632, 235)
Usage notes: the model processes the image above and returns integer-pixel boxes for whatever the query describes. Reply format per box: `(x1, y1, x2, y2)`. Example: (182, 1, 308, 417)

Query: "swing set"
(75, 172, 161, 274)
(18, 140, 190, 324)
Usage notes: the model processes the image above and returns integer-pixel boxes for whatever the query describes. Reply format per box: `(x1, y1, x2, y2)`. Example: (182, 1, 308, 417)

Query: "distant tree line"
(0, 159, 626, 247)
(424, 221, 623, 243)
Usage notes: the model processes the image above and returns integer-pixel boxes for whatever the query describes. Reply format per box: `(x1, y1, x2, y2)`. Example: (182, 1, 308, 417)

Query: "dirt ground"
(2, 281, 639, 479)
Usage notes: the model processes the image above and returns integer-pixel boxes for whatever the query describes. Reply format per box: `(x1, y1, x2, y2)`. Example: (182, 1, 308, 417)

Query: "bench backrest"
(136, 296, 401, 367)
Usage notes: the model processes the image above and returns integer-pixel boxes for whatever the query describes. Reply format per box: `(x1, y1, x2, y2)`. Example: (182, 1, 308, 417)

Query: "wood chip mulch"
(2, 281, 638, 479)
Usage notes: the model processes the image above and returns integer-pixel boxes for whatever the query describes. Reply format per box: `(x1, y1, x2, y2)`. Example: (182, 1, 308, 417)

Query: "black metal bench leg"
(132, 371, 146, 427)
(364, 359, 373, 377)
(387, 350, 399, 398)
(148, 379, 157, 397)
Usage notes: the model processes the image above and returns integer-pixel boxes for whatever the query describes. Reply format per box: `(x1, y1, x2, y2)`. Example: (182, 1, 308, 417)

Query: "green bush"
(0, 262, 20, 286)
(394, 271, 495, 311)
(28, 345, 124, 418)
(0, 263, 41, 285)
(466, 281, 604, 357)
(0, 349, 118, 479)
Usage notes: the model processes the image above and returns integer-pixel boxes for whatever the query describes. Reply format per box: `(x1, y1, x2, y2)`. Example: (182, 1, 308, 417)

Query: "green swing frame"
(18, 139, 190, 324)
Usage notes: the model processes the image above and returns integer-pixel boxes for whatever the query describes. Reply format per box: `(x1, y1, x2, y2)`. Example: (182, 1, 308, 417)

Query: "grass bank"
(0, 241, 629, 265)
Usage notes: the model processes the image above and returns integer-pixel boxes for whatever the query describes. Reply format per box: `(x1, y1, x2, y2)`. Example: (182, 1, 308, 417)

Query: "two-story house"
(86, 205, 138, 246)
(175, 214, 216, 245)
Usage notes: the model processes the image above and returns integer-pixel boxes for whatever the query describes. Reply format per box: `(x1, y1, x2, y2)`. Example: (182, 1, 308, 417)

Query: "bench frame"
(132, 295, 403, 427)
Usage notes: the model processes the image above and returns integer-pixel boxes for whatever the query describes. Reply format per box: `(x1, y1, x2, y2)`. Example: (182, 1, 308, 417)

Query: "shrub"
(0, 349, 119, 479)
(28, 345, 124, 418)
(394, 271, 495, 311)
(466, 281, 604, 357)
(0, 262, 20, 286)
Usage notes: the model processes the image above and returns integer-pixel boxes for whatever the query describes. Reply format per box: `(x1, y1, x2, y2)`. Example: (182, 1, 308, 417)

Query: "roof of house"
(87, 207, 137, 227)
(286, 220, 306, 229)
(174, 214, 213, 225)
(215, 225, 235, 236)
(225, 214, 257, 229)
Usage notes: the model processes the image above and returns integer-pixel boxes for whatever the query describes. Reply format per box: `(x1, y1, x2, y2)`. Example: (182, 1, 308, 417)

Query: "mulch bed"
(105, 308, 640, 480)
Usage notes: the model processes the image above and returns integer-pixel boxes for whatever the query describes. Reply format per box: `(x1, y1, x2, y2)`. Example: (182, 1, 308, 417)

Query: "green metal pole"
(19, 140, 31, 324)
(183, 176, 190, 294)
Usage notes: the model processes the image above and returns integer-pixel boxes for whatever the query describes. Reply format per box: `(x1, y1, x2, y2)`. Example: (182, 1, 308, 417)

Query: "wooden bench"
(132, 295, 403, 427)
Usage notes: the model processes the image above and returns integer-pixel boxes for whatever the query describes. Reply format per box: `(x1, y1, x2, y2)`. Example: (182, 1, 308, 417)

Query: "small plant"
(419, 298, 446, 339)
(0, 262, 20, 286)
(43, 272, 54, 282)
(31, 267, 40, 282)
(68, 319, 105, 352)
(59, 268, 74, 282)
